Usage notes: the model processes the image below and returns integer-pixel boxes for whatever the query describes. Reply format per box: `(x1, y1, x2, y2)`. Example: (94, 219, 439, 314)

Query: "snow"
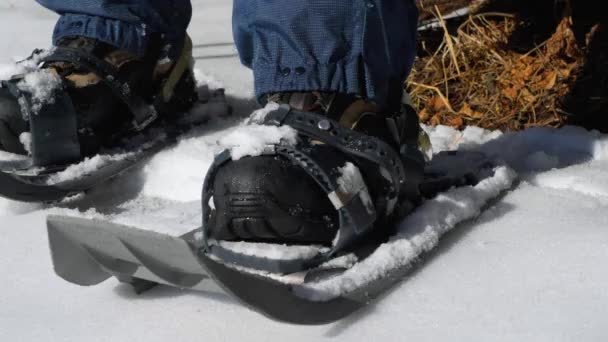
(300, 165, 517, 301)
(193, 68, 225, 91)
(0, 49, 52, 81)
(247, 101, 280, 123)
(426, 124, 607, 172)
(333, 161, 374, 215)
(218, 102, 298, 160)
(16, 69, 61, 116)
(0, 149, 28, 162)
(336, 162, 366, 195)
(2, 1, 608, 341)
(221, 122, 297, 160)
(18, 132, 32, 154)
(46, 153, 134, 184)
(217, 241, 328, 261)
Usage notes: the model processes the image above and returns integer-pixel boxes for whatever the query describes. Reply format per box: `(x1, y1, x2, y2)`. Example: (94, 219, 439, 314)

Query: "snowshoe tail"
(46, 216, 367, 324)
(47, 216, 213, 290)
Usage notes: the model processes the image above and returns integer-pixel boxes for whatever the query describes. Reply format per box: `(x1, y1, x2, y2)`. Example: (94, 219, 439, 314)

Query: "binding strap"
(2, 78, 81, 167)
(264, 105, 407, 214)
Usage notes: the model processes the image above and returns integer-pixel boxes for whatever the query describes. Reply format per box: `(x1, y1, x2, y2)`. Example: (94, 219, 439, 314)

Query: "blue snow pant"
(35, 0, 418, 108)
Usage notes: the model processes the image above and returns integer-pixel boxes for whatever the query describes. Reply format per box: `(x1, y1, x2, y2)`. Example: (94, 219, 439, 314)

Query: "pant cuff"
(253, 58, 378, 102)
(53, 14, 150, 58)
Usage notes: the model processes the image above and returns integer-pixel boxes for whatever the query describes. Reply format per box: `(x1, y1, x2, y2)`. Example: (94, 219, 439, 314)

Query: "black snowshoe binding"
(0, 35, 226, 202)
(0, 35, 197, 163)
(202, 93, 426, 273)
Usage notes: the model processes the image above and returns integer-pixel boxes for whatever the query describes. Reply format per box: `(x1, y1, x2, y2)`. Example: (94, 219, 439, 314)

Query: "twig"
(435, 5, 461, 76)
(408, 81, 456, 113)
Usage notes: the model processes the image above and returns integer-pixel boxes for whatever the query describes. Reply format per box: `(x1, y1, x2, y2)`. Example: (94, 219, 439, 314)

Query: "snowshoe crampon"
(46, 106, 517, 324)
(0, 37, 230, 203)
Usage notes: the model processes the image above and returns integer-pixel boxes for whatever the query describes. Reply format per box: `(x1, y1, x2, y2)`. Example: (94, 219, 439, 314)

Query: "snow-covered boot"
(201, 92, 425, 271)
(0, 35, 197, 166)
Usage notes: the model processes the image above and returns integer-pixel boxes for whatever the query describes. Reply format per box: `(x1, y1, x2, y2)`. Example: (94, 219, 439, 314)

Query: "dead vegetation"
(408, 1, 606, 132)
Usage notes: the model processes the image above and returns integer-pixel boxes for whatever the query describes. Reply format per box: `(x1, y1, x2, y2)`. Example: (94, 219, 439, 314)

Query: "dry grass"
(408, 10, 585, 131)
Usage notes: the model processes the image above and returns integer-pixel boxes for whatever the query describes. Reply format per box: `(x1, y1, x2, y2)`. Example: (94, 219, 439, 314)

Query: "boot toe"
(209, 155, 338, 244)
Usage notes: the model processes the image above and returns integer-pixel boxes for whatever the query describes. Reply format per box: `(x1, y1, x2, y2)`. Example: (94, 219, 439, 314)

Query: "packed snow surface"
(2, 1, 608, 342)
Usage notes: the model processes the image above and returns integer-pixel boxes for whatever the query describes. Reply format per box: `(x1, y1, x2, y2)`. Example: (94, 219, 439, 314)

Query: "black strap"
(264, 105, 406, 214)
(3, 79, 81, 167)
(42, 47, 157, 131)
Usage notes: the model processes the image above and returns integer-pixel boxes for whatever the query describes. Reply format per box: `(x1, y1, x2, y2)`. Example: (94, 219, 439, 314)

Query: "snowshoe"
(0, 35, 230, 202)
(45, 147, 515, 324)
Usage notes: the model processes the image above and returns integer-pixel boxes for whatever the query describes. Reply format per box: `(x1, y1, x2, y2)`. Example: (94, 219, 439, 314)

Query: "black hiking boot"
(0, 35, 197, 165)
(205, 92, 425, 249)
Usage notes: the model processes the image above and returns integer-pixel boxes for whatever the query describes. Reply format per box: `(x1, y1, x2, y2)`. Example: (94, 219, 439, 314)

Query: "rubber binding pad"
(28, 88, 81, 167)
